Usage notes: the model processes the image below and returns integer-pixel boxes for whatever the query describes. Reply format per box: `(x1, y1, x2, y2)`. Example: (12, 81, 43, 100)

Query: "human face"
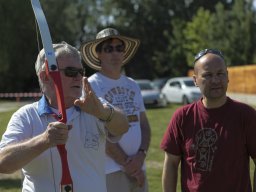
(97, 39, 124, 71)
(57, 56, 83, 106)
(193, 53, 229, 103)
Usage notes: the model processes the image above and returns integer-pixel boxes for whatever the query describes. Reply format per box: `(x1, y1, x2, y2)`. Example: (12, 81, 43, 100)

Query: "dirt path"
(227, 92, 256, 106)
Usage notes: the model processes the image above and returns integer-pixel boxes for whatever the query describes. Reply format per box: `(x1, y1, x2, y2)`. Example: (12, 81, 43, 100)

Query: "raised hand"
(74, 77, 106, 118)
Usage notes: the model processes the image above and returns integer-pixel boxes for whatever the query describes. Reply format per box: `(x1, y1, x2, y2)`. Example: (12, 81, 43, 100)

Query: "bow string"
(30, 0, 73, 191)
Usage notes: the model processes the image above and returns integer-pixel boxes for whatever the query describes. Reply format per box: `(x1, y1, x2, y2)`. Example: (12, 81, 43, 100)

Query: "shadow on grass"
(0, 178, 21, 189)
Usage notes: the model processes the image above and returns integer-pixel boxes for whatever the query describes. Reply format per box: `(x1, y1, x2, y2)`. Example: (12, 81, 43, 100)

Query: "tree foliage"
(183, 0, 255, 66)
(0, 0, 256, 92)
(0, 0, 36, 92)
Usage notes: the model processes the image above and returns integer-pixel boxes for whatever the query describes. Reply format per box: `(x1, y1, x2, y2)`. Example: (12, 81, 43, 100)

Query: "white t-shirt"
(89, 72, 146, 174)
(0, 96, 109, 192)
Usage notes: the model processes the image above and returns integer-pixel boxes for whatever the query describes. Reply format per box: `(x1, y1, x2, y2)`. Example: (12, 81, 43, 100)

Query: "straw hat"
(80, 28, 140, 70)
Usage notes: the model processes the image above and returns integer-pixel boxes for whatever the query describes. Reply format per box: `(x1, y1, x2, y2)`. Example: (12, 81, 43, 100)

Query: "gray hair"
(35, 41, 81, 90)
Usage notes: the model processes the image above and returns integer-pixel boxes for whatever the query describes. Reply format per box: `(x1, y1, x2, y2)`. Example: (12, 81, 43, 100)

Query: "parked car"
(161, 77, 202, 105)
(136, 79, 167, 107)
(151, 77, 169, 91)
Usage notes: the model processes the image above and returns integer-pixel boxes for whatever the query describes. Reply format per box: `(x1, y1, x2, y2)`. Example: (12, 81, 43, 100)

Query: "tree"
(225, 0, 255, 65)
(0, 0, 86, 92)
(183, 7, 212, 66)
(90, 0, 233, 79)
(1, 0, 255, 93)
(0, 0, 37, 92)
(183, 0, 256, 67)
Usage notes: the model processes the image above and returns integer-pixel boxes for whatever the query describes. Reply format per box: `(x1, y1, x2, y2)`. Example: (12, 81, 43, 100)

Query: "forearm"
(106, 141, 128, 166)
(0, 134, 49, 173)
(104, 106, 129, 136)
(139, 112, 151, 151)
(162, 153, 180, 192)
(162, 170, 178, 192)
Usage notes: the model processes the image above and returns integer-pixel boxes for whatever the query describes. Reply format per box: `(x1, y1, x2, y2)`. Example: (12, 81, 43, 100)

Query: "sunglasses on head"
(194, 49, 224, 64)
(59, 67, 85, 77)
(103, 44, 125, 53)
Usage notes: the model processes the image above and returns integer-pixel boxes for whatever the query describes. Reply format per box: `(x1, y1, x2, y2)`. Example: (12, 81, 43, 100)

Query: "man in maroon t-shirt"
(160, 49, 256, 192)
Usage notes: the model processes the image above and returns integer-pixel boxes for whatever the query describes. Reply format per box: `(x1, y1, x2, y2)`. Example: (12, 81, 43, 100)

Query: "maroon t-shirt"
(160, 97, 256, 192)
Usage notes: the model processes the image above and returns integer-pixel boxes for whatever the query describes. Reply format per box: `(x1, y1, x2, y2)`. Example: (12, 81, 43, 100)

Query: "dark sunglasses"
(103, 44, 125, 53)
(194, 49, 224, 64)
(59, 67, 85, 77)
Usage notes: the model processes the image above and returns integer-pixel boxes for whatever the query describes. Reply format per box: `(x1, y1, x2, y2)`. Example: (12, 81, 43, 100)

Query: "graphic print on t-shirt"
(103, 86, 140, 119)
(84, 132, 100, 150)
(194, 128, 218, 172)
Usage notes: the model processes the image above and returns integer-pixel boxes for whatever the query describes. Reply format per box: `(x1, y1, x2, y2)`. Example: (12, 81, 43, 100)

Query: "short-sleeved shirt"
(89, 73, 146, 174)
(160, 97, 256, 192)
(0, 95, 109, 192)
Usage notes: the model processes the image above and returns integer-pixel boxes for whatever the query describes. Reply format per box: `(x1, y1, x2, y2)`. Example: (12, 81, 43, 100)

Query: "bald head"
(194, 53, 226, 75)
(192, 52, 229, 108)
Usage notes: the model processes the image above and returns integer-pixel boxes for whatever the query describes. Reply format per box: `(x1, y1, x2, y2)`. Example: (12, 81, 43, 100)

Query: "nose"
(73, 73, 83, 81)
(211, 74, 221, 83)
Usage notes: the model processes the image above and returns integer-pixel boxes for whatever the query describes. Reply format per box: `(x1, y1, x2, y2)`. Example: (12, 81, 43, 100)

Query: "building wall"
(227, 65, 256, 94)
(188, 65, 256, 94)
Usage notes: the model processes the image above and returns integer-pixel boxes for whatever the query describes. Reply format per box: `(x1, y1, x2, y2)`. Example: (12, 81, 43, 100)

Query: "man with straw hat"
(80, 28, 151, 192)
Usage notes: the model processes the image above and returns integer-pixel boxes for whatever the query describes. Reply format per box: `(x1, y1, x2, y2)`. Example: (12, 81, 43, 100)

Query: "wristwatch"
(138, 148, 147, 156)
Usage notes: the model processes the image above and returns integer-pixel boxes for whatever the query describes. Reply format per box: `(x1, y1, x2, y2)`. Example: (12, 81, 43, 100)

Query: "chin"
(209, 93, 226, 100)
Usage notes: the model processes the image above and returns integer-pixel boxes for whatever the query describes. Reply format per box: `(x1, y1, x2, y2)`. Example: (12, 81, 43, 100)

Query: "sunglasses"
(59, 67, 85, 77)
(194, 49, 224, 64)
(103, 44, 125, 53)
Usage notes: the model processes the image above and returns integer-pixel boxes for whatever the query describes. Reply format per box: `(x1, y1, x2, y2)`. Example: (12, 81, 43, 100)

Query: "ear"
(39, 71, 50, 83)
(227, 70, 229, 83)
(193, 75, 199, 87)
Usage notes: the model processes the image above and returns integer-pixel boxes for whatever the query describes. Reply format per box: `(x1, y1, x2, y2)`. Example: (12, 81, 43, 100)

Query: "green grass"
(0, 102, 255, 192)
(0, 179, 21, 192)
(146, 104, 182, 192)
(0, 110, 16, 136)
(0, 107, 22, 192)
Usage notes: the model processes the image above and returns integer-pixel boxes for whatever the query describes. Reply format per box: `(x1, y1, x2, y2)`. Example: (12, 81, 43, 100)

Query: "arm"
(104, 105, 129, 136)
(105, 133, 146, 187)
(162, 152, 181, 192)
(105, 141, 128, 166)
(124, 111, 151, 173)
(120, 111, 151, 187)
(138, 111, 151, 153)
(253, 158, 256, 192)
(74, 77, 129, 136)
(0, 122, 69, 173)
(105, 112, 151, 169)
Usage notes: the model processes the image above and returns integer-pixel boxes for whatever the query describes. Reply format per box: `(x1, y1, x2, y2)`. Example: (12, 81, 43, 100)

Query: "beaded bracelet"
(100, 104, 114, 122)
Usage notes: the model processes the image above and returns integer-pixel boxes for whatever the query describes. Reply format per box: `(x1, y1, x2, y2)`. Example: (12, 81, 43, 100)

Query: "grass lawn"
(0, 102, 255, 192)
(0, 107, 22, 192)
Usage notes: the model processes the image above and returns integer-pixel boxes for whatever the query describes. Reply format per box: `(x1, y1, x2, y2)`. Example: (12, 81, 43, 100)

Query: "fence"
(0, 92, 42, 102)
(227, 65, 256, 94)
(188, 64, 256, 94)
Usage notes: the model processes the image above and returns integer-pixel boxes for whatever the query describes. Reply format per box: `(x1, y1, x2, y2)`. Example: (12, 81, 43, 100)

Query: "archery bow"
(30, 0, 73, 191)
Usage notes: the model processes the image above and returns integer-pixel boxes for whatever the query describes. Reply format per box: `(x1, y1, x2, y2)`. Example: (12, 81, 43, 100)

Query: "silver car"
(161, 77, 202, 105)
(136, 79, 167, 107)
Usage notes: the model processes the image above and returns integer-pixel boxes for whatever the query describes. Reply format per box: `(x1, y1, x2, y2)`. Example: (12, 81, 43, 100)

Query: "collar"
(38, 95, 80, 116)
